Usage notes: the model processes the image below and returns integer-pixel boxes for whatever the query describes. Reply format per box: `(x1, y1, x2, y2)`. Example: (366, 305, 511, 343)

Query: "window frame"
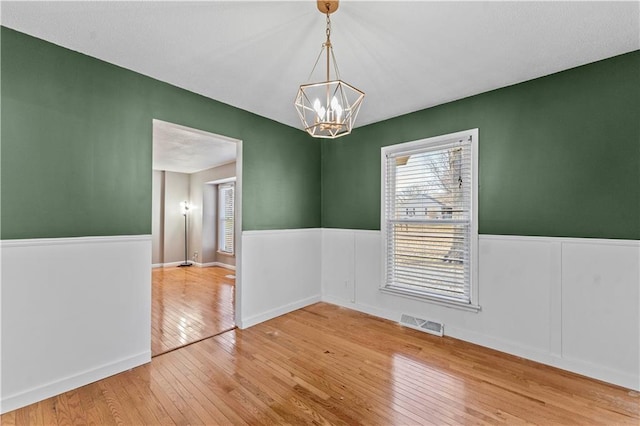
(218, 182, 235, 256)
(380, 129, 480, 312)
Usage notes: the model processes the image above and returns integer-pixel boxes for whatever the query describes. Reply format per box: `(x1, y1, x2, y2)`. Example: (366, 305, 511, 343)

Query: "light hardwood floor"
(2, 303, 638, 424)
(152, 266, 235, 356)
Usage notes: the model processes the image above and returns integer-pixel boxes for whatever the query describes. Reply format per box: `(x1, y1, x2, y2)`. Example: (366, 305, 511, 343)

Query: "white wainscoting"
(321, 229, 640, 391)
(0, 235, 152, 414)
(2, 228, 636, 415)
(239, 229, 322, 329)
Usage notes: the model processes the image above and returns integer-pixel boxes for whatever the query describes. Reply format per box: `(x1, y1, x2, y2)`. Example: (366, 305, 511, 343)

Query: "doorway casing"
(151, 118, 244, 338)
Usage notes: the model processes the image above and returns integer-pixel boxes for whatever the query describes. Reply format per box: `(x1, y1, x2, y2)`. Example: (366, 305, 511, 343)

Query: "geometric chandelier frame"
(294, 0, 365, 139)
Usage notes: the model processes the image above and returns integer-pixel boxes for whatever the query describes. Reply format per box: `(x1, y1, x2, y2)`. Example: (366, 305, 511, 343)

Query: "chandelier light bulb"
(330, 96, 339, 109)
(331, 96, 343, 123)
(313, 98, 326, 121)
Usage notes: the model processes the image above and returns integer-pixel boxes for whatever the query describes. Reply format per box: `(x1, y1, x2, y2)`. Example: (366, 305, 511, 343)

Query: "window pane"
(387, 222, 469, 301)
(383, 132, 475, 306)
(218, 183, 234, 254)
(393, 147, 470, 221)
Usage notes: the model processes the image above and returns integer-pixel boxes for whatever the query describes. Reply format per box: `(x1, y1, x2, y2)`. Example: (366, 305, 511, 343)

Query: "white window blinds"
(382, 132, 476, 305)
(218, 183, 235, 255)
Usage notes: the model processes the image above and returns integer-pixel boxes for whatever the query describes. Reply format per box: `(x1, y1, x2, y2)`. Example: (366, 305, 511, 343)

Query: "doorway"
(151, 119, 242, 356)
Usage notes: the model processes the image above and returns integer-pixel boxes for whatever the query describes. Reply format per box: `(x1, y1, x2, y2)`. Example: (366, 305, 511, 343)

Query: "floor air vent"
(400, 314, 444, 337)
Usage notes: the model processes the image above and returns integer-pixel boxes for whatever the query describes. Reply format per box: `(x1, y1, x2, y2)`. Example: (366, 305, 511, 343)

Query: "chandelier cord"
(326, 10, 331, 42)
(305, 8, 340, 83)
(325, 10, 342, 81)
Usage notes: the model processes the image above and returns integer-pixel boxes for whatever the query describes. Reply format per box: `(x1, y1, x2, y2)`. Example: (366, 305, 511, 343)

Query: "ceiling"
(1, 1, 638, 132)
(153, 120, 237, 173)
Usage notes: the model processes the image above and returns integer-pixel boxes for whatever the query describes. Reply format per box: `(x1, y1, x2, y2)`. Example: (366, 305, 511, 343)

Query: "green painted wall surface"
(322, 51, 640, 239)
(1, 27, 320, 239)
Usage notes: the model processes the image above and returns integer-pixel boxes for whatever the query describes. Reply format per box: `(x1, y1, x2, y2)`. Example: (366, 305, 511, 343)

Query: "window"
(218, 182, 235, 255)
(381, 129, 479, 310)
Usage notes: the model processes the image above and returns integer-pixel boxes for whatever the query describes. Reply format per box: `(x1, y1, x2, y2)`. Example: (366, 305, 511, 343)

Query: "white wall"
(157, 171, 190, 265)
(152, 164, 236, 267)
(321, 229, 640, 391)
(0, 236, 152, 414)
(163, 171, 190, 264)
(239, 229, 321, 328)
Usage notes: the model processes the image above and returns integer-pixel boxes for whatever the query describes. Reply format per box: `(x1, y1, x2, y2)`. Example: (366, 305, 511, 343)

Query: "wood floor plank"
(160, 351, 244, 425)
(228, 319, 491, 425)
(259, 315, 475, 424)
(62, 390, 88, 426)
(97, 380, 142, 425)
(109, 371, 166, 425)
(3, 302, 638, 425)
(75, 382, 115, 426)
(144, 367, 193, 425)
(171, 347, 276, 425)
(190, 333, 326, 425)
(149, 357, 213, 425)
(29, 404, 45, 424)
(1, 411, 17, 425)
(204, 328, 390, 425)
(10, 406, 28, 426)
(152, 266, 235, 356)
(52, 393, 75, 426)
(123, 365, 175, 426)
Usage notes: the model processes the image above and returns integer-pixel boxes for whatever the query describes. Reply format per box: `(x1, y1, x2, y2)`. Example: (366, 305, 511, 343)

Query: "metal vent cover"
(400, 314, 444, 337)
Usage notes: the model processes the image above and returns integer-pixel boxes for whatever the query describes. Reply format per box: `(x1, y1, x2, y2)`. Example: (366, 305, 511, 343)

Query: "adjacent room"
(151, 119, 238, 356)
(1, 1, 638, 424)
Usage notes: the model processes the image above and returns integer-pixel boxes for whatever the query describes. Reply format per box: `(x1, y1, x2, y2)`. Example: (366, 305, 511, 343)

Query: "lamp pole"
(179, 201, 192, 267)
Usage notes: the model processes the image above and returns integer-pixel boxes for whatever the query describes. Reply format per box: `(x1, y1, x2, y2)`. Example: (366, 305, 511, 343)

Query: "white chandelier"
(295, 0, 365, 139)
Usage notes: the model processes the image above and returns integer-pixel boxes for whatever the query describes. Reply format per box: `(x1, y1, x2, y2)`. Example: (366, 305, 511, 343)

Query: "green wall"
(1, 27, 320, 239)
(322, 51, 640, 240)
(3, 27, 638, 240)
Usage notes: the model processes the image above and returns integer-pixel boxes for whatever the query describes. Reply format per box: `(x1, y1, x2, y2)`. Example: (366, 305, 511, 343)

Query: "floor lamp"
(179, 201, 192, 267)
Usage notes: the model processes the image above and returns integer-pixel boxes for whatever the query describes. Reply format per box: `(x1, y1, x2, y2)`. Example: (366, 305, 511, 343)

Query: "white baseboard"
(1, 351, 150, 414)
(154, 261, 236, 270)
(238, 294, 321, 329)
(158, 261, 184, 268)
(209, 262, 236, 270)
(152, 261, 188, 268)
(322, 295, 398, 323)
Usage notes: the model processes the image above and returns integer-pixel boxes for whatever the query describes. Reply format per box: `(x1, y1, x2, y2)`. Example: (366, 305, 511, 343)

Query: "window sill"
(380, 286, 481, 313)
(217, 251, 235, 257)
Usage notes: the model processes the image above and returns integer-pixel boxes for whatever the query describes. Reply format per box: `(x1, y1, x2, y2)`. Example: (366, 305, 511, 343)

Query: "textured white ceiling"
(153, 120, 237, 173)
(2, 1, 639, 132)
